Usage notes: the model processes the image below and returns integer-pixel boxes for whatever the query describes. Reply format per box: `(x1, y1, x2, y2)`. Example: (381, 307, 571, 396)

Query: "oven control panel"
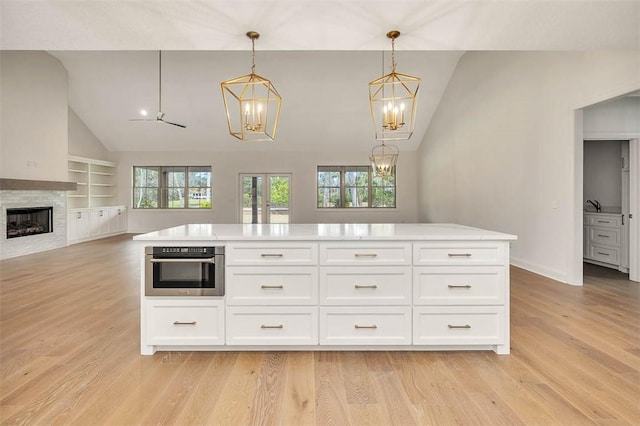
(151, 246, 224, 258)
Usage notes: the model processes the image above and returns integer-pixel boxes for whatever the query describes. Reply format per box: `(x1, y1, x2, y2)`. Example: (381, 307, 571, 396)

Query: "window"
(317, 166, 396, 208)
(133, 166, 212, 209)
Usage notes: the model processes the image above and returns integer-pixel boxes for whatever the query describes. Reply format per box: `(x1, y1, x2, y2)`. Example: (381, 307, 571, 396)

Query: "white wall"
(0, 51, 68, 181)
(584, 96, 640, 139)
(113, 150, 418, 233)
(583, 141, 622, 209)
(68, 107, 110, 160)
(417, 51, 640, 283)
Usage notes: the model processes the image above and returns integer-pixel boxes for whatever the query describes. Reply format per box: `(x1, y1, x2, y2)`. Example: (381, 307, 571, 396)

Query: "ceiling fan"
(128, 51, 187, 128)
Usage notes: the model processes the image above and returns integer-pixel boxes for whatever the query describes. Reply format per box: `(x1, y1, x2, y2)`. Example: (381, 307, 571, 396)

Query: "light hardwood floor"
(1, 235, 639, 425)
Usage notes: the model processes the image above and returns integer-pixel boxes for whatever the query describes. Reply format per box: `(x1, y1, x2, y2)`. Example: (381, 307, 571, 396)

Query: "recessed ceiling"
(2, 1, 638, 153)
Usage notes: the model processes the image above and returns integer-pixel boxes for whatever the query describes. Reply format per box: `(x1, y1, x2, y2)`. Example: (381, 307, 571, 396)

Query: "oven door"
(146, 257, 224, 296)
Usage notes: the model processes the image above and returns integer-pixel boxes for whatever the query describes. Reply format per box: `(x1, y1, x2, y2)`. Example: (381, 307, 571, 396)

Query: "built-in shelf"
(67, 156, 118, 208)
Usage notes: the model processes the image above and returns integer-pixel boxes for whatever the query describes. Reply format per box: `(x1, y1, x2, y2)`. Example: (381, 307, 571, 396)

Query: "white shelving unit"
(67, 156, 126, 244)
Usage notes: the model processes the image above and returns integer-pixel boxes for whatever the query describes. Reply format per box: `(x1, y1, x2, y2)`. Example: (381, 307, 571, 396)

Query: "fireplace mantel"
(0, 178, 76, 191)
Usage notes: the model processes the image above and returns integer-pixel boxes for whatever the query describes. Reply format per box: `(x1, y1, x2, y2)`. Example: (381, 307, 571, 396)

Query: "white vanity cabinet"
(583, 212, 625, 271)
(225, 242, 319, 345)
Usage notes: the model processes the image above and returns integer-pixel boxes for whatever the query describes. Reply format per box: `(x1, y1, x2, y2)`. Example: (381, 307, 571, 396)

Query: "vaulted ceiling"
(1, 1, 638, 152)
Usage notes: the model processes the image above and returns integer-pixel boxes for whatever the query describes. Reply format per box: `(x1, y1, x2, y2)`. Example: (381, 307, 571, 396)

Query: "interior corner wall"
(0, 51, 68, 181)
(68, 107, 110, 160)
(112, 150, 418, 233)
(417, 51, 640, 283)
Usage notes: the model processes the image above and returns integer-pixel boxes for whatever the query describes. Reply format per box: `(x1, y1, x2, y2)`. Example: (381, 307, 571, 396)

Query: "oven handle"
(149, 258, 216, 263)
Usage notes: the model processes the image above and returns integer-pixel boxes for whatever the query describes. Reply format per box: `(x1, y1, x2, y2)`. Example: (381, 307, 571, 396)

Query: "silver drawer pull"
(597, 234, 609, 238)
(261, 285, 284, 289)
(354, 324, 378, 329)
(173, 321, 197, 325)
(597, 252, 610, 256)
(261, 253, 284, 258)
(448, 253, 472, 257)
(355, 284, 378, 289)
(448, 324, 471, 329)
(597, 220, 610, 223)
(354, 253, 377, 258)
(448, 284, 472, 289)
(261, 324, 284, 329)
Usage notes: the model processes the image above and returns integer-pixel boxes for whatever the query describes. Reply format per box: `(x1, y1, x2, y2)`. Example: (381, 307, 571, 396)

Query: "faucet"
(586, 199, 601, 212)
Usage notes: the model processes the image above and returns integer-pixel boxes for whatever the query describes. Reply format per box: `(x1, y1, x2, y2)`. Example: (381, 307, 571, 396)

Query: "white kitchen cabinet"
(145, 298, 225, 346)
(67, 206, 126, 244)
(67, 209, 90, 243)
(226, 306, 318, 345)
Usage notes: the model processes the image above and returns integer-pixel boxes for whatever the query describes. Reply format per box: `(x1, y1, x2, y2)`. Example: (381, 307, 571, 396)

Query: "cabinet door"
(89, 208, 108, 236)
(67, 210, 90, 242)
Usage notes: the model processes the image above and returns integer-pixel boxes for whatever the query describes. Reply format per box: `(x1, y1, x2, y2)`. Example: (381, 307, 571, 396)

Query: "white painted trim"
(584, 132, 640, 140)
(510, 256, 571, 286)
(630, 138, 639, 282)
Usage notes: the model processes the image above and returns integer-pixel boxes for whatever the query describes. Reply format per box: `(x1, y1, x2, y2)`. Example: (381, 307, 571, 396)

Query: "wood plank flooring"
(1, 235, 638, 425)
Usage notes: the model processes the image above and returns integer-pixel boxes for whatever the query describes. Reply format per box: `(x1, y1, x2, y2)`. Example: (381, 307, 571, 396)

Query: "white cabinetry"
(583, 212, 625, 271)
(145, 298, 224, 346)
(412, 242, 509, 354)
(319, 242, 413, 345)
(226, 243, 318, 345)
(67, 156, 125, 245)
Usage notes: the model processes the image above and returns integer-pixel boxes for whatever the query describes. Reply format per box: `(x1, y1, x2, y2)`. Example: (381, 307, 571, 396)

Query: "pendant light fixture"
(368, 30, 421, 141)
(370, 142, 399, 177)
(221, 31, 282, 141)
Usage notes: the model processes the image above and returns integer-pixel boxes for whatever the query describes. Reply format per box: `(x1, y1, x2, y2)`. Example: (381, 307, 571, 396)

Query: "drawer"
(145, 299, 225, 346)
(413, 266, 505, 305)
(413, 242, 506, 266)
(319, 266, 411, 306)
(319, 242, 412, 266)
(586, 214, 621, 229)
(319, 307, 411, 345)
(413, 306, 504, 345)
(589, 226, 621, 247)
(226, 266, 318, 305)
(588, 244, 620, 265)
(226, 307, 318, 345)
(226, 243, 318, 266)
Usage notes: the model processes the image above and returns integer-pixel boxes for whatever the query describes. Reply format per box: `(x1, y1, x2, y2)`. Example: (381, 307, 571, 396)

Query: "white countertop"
(133, 223, 517, 242)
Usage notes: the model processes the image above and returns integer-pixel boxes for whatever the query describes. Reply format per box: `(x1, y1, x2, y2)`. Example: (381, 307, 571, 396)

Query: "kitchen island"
(134, 223, 517, 355)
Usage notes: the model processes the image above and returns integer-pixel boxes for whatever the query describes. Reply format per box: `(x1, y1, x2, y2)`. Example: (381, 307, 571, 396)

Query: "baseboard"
(509, 257, 575, 286)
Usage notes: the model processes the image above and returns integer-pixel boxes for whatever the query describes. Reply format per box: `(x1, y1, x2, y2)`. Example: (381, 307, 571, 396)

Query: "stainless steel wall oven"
(145, 246, 224, 296)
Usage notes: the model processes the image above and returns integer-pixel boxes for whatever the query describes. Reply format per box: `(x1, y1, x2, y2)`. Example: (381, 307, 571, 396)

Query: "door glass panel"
(269, 175, 290, 224)
(242, 176, 263, 224)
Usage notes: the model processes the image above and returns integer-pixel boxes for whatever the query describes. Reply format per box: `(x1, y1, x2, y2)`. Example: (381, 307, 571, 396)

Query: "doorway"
(239, 174, 291, 224)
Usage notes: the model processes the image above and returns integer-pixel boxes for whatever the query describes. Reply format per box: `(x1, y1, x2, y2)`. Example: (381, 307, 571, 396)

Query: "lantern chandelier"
(368, 30, 421, 141)
(370, 142, 399, 177)
(221, 31, 282, 141)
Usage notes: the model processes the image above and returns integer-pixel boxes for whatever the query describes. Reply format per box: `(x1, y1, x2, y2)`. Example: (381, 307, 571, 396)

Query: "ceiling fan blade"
(161, 120, 187, 128)
(128, 118, 157, 122)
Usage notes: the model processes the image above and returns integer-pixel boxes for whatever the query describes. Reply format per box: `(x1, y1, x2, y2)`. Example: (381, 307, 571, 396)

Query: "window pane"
(134, 167, 158, 187)
(345, 187, 369, 207)
(317, 188, 340, 208)
(372, 187, 396, 207)
(134, 187, 158, 208)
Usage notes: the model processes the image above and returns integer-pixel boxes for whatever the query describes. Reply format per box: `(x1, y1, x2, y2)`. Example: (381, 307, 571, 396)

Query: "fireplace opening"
(6, 206, 53, 239)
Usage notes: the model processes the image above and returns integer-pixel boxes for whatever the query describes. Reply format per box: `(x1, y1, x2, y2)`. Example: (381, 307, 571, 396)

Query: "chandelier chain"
(390, 37, 396, 73)
(251, 37, 256, 74)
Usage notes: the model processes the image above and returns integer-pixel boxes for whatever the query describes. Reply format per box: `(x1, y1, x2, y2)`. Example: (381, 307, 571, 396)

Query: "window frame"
(316, 165, 396, 209)
(132, 165, 212, 209)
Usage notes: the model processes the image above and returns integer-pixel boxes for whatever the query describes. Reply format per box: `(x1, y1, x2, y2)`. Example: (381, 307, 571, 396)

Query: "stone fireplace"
(0, 179, 75, 260)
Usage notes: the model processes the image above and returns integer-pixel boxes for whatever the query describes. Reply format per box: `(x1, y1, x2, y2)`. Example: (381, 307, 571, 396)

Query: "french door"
(239, 174, 291, 224)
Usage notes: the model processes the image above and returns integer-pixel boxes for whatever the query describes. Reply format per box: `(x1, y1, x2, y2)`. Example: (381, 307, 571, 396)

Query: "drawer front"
(226, 243, 318, 266)
(413, 307, 504, 345)
(413, 242, 505, 266)
(319, 307, 411, 345)
(413, 267, 505, 305)
(145, 299, 225, 346)
(588, 244, 620, 265)
(319, 266, 412, 306)
(226, 307, 318, 345)
(319, 242, 412, 266)
(226, 266, 318, 305)
(586, 215, 621, 229)
(589, 227, 621, 247)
